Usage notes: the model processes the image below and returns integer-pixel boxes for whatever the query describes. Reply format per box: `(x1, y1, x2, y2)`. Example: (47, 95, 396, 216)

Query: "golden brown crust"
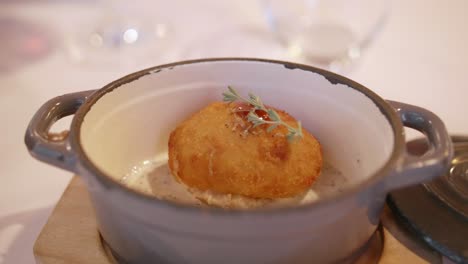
(168, 102, 322, 199)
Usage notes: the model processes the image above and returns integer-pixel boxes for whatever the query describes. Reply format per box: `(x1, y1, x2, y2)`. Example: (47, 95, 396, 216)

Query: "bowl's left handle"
(25, 90, 96, 173)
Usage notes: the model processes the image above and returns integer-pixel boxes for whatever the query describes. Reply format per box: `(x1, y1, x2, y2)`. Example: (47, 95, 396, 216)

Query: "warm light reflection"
(155, 24, 167, 38)
(88, 33, 103, 47)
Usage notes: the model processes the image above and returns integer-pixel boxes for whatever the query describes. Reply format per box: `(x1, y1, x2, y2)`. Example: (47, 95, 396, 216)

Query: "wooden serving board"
(33, 176, 440, 264)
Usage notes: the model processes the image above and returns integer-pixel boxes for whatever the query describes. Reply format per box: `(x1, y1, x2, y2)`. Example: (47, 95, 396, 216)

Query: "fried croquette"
(168, 102, 322, 200)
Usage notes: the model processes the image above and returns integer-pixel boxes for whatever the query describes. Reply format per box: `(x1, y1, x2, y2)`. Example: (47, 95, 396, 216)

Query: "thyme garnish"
(222, 86, 303, 141)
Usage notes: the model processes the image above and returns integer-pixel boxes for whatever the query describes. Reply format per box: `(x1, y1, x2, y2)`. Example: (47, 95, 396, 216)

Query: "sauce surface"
(120, 153, 347, 209)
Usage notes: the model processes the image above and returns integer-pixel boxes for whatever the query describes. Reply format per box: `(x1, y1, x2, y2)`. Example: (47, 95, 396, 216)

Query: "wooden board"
(33, 177, 113, 264)
(33, 176, 440, 264)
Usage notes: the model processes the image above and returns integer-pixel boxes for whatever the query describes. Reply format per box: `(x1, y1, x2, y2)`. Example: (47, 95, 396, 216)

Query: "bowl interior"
(80, 60, 394, 200)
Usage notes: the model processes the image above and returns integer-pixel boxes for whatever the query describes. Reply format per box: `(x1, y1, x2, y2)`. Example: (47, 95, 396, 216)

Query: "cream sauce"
(120, 153, 347, 209)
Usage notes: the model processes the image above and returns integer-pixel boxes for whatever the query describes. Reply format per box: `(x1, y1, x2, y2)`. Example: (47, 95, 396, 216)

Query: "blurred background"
(0, 0, 391, 74)
(1, 0, 467, 263)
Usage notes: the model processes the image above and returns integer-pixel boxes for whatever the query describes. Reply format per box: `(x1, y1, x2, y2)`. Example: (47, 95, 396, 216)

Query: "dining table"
(1, 0, 467, 263)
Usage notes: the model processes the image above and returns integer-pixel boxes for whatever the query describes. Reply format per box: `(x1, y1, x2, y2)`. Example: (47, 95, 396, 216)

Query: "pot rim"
(70, 57, 405, 216)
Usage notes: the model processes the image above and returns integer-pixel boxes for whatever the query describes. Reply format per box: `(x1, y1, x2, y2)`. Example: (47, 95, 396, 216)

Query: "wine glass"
(262, 0, 390, 72)
(64, 0, 171, 70)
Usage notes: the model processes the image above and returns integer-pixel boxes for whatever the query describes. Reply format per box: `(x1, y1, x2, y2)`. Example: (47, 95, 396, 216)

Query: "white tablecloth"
(1, 0, 467, 263)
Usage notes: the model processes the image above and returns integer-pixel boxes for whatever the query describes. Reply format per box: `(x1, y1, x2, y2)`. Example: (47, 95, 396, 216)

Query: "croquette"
(168, 102, 322, 200)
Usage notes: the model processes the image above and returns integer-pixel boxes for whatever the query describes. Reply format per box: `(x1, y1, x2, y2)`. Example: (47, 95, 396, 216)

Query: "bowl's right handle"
(384, 101, 453, 191)
(25, 90, 96, 173)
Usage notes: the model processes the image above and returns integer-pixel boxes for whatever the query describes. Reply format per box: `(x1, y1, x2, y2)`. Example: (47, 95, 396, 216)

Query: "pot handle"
(25, 90, 96, 173)
(384, 100, 453, 191)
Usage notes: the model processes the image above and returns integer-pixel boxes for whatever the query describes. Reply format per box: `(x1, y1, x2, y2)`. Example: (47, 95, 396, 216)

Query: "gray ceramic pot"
(25, 58, 453, 264)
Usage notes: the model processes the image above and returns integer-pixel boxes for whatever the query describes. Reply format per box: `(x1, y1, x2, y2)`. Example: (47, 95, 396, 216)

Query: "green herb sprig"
(222, 86, 303, 141)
